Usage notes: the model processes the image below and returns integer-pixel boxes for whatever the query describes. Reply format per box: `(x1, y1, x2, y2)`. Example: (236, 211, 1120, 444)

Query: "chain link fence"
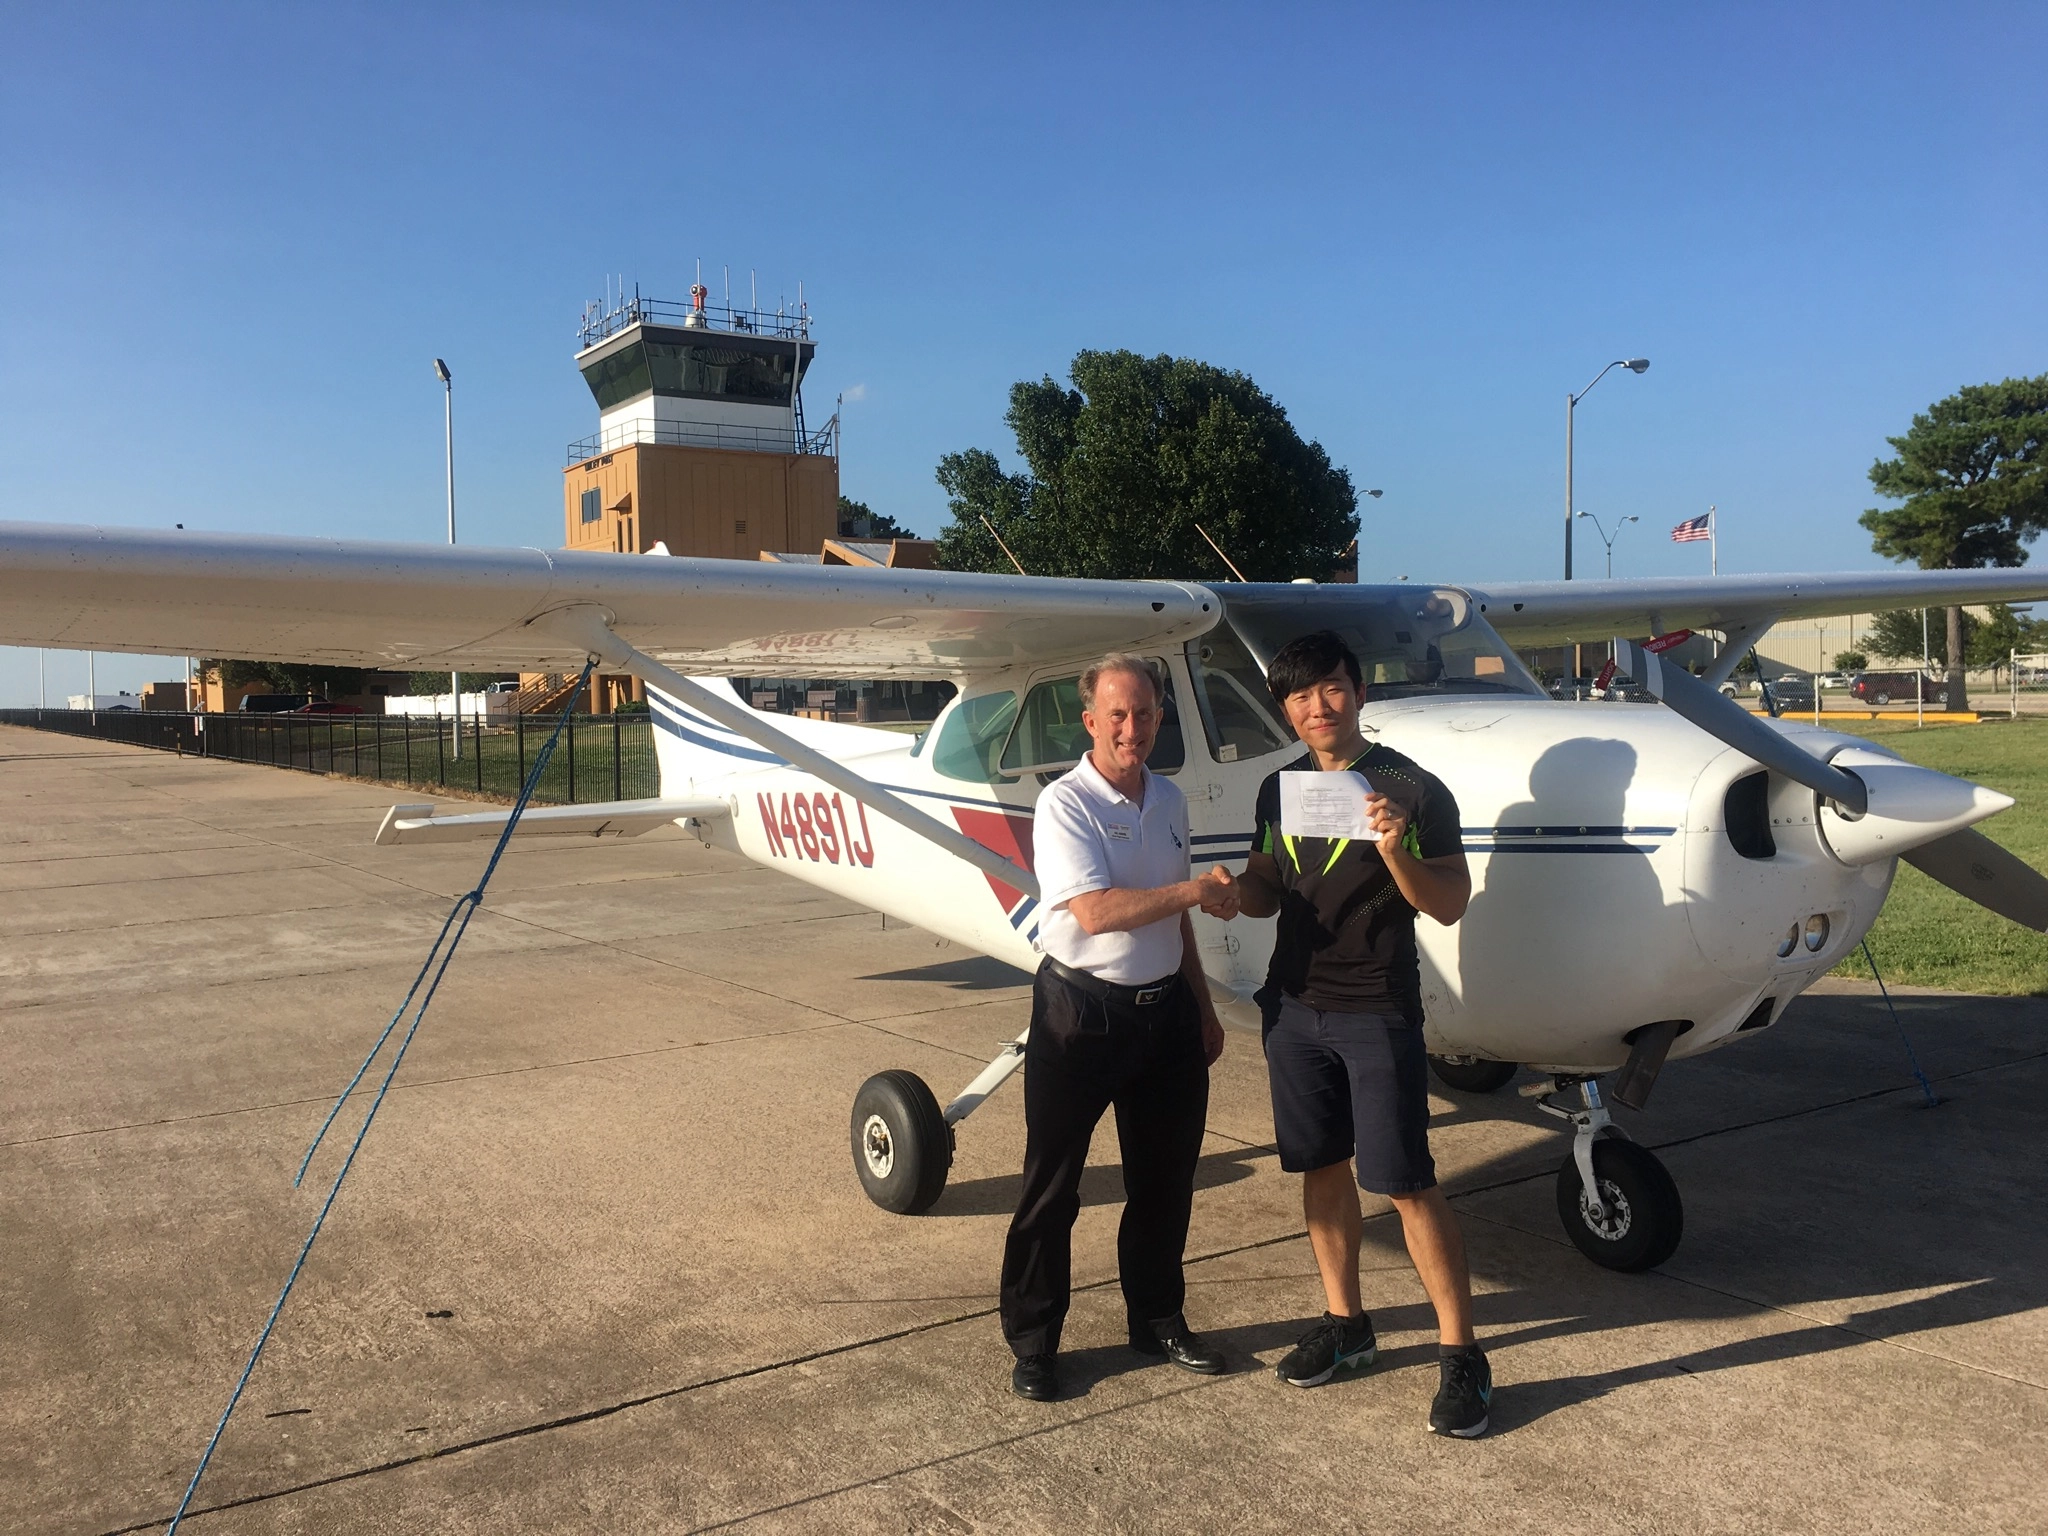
(0, 708, 660, 804)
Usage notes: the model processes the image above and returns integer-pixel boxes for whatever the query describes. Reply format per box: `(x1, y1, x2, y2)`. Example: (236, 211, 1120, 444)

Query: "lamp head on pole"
(1365, 489, 1384, 499)
(433, 358, 452, 384)
(1624, 358, 1649, 373)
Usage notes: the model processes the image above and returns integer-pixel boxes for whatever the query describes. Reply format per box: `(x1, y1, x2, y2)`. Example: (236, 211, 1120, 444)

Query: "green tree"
(1860, 374, 2048, 710)
(210, 658, 369, 699)
(934, 349, 1359, 581)
(837, 496, 914, 540)
(1832, 650, 1868, 672)
(1967, 602, 2029, 684)
(1864, 608, 1972, 668)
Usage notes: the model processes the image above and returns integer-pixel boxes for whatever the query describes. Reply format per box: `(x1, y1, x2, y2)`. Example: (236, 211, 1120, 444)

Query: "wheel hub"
(861, 1114, 895, 1178)
(1579, 1179, 1633, 1241)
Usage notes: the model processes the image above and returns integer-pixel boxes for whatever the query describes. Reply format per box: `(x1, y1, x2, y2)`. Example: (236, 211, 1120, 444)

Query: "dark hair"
(1265, 630, 1362, 703)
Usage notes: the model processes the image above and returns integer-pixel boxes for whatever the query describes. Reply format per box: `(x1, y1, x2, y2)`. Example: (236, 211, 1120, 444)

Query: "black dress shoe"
(1129, 1312, 1226, 1375)
(1011, 1353, 1059, 1401)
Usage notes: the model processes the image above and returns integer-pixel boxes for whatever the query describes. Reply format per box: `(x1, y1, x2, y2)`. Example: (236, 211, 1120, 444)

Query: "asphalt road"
(3, 726, 2043, 1534)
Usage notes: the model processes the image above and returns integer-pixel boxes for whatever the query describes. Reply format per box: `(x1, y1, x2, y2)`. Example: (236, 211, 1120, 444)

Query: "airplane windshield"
(1217, 585, 1544, 702)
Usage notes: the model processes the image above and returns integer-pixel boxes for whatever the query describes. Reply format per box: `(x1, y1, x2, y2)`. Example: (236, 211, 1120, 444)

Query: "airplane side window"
(1002, 676, 1088, 773)
(931, 690, 1020, 782)
(1185, 631, 1291, 762)
(998, 667, 1184, 775)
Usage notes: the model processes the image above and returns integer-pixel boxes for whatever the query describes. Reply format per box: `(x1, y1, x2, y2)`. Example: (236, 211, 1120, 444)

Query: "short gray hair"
(1079, 653, 1165, 711)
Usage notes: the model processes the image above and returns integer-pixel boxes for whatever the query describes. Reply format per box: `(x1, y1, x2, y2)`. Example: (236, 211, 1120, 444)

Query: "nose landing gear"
(1538, 1077, 1683, 1271)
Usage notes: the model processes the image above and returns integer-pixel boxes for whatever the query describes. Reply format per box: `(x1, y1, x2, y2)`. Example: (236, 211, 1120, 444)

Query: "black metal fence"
(0, 709, 660, 805)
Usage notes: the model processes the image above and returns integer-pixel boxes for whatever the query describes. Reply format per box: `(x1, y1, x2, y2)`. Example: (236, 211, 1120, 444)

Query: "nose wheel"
(1555, 1137, 1683, 1271)
(1539, 1076, 1684, 1271)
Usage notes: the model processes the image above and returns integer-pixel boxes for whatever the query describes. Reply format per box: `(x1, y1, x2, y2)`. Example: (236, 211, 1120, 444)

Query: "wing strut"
(542, 606, 1041, 899)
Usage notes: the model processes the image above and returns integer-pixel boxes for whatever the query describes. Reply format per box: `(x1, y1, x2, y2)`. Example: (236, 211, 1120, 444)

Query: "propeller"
(1612, 637, 1867, 816)
(1902, 829, 2048, 932)
(1615, 636, 2048, 928)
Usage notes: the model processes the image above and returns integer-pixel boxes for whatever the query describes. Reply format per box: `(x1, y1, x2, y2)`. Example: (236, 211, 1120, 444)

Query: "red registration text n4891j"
(758, 791, 875, 867)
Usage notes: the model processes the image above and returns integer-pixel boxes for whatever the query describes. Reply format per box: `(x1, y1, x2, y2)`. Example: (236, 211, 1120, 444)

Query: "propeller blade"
(1902, 829, 2048, 932)
(1613, 638, 1868, 816)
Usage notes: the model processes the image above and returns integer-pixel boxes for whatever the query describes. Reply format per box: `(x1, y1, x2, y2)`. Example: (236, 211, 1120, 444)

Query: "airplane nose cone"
(1818, 748, 2014, 866)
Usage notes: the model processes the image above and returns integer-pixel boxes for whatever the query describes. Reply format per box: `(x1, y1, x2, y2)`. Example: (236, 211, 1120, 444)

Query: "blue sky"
(2, 2, 2043, 702)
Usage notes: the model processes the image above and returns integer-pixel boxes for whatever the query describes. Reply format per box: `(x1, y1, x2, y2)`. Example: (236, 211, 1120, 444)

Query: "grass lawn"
(1824, 715, 2048, 996)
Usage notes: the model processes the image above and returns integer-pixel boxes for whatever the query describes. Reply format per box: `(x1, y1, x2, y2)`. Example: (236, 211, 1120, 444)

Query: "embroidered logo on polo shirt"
(1106, 823, 1134, 841)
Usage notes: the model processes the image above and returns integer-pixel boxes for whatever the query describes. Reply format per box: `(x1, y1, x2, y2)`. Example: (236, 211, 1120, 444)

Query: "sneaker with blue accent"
(1275, 1311, 1378, 1387)
(1429, 1347, 1491, 1437)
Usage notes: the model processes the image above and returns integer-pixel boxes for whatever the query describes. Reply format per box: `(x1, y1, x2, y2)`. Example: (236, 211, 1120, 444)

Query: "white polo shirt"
(1034, 753, 1192, 985)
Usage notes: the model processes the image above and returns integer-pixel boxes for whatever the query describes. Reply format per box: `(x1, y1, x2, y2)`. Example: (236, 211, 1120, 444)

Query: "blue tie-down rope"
(164, 660, 596, 1533)
(1860, 936, 1942, 1109)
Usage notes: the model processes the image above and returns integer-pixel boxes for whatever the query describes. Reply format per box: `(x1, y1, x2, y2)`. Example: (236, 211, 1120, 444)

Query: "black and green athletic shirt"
(1251, 743, 1464, 1023)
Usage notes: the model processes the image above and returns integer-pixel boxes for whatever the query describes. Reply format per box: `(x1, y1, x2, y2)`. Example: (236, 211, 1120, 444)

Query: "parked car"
(290, 699, 362, 714)
(239, 693, 316, 713)
(1850, 671, 1949, 707)
(1761, 674, 1816, 710)
(1815, 672, 1849, 691)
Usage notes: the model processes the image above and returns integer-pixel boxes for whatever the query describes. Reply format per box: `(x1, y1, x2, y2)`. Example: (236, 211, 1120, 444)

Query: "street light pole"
(435, 359, 459, 759)
(1564, 358, 1648, 685)
(1575, 511, 1640, 578)
(1564, 358, 1649, 581)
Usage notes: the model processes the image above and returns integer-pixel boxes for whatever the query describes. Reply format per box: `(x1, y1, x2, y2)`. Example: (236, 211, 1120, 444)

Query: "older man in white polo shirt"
(1000, 653, 1238, 1401)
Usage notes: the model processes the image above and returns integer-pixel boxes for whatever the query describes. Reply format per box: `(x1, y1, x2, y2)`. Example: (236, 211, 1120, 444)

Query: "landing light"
(1803, 914, 1831, 953)
(1776, 925, 1799, 959)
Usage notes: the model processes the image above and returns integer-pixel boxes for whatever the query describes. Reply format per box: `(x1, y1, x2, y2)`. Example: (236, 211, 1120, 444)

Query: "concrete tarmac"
(2, 725, 2044, 1535)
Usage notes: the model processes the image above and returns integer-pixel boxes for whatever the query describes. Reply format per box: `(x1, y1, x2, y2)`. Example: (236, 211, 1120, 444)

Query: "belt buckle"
(1134, 984, 1166, 1006)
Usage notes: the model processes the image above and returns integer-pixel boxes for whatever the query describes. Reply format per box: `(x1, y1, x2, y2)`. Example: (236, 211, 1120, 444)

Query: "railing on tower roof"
(578, 292, 812, 350)
(567, 411, 838, 467)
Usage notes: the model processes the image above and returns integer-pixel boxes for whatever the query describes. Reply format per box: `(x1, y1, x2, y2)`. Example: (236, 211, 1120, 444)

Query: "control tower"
(563, 279, 839, 559)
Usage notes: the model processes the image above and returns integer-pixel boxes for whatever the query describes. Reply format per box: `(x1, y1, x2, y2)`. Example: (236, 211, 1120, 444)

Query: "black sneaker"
(1275, 1312, 1377, 1387)
(1429, 1348, 1491, 1437)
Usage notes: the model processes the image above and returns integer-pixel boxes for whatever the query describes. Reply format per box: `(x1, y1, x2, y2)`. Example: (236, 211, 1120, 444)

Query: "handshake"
(1194, 864, 1241, 920)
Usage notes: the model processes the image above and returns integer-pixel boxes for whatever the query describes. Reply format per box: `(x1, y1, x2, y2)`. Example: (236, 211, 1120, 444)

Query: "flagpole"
(1709, 504, 1717, 577)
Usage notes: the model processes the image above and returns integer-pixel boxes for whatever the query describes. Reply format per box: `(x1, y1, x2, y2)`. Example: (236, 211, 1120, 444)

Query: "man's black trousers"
(999, 962, 1210, 1358)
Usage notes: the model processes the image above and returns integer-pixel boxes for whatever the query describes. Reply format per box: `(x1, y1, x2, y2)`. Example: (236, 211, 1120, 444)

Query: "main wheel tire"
(1935, 689, 1949, 706)
(1874, 690, 1892, 705)
(1428, 1054, 1518, 1093)
(1555, 1139, 1683, 1272)
(851, 1070, 953, 1215)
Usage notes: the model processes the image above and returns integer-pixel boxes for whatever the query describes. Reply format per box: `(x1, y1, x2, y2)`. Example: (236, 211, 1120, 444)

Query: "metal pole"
(1564, 394, 1574, 582)
(39, 650, 45, 708)
(441, 361, 461, 761)
(1709, 505, 1718, 577)
(88, 651, 95, 712)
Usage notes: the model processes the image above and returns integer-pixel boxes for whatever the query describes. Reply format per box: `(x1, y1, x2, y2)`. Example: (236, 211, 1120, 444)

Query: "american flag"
(1671, 513, 1712, 543)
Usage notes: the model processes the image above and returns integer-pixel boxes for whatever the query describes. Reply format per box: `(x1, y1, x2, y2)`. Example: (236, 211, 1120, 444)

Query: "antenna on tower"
(750, 269, 757, 312)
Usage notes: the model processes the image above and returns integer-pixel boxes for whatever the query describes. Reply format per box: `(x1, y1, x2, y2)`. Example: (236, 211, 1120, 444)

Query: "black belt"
(1040, 955, 1180, 1008)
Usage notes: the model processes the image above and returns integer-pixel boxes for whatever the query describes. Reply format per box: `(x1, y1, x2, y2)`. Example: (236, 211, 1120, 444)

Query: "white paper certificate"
(1279, 770, 1376, 839)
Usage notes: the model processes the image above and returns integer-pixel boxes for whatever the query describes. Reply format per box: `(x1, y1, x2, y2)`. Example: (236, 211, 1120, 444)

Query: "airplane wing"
(1468, 570, 2048, 648)
(0, 521, 1219, 677)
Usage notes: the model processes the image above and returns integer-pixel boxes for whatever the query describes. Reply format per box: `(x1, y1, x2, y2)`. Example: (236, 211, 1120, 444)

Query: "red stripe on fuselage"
(949, 807, 1036, 911)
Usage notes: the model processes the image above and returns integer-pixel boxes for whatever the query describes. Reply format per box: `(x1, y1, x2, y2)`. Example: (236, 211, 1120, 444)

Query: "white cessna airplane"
(4, 521, 2045, 1273)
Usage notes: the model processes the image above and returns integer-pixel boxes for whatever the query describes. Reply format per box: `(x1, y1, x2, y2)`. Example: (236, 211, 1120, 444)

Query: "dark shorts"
(1263, 994, 1436, 1195)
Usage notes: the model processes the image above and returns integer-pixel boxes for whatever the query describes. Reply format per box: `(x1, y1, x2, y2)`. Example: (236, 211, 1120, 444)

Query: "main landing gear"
(853, 1040, 1686, 1273)
(1538, 1077, 1683, 1271)
(850, 1029, 1030, 1215)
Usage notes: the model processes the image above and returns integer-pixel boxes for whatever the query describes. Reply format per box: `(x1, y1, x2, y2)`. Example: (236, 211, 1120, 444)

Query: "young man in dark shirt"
(1233, 629, 1492, 1437)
